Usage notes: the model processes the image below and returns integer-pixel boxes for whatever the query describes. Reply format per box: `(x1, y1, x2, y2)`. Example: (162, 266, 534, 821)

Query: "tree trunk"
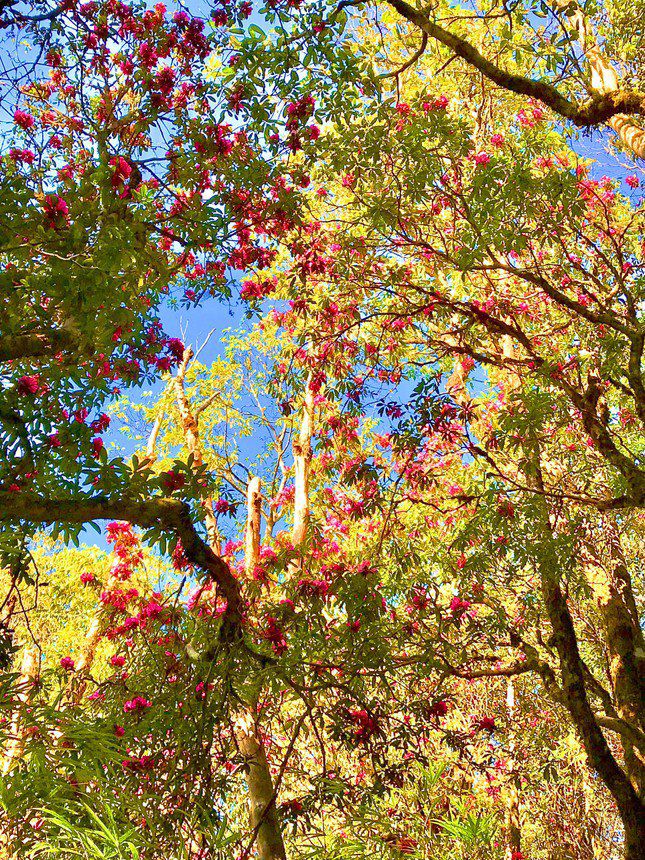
(291, 383, 314, 549)
(586, 518, 645, 796)
(239, 473, 288, 860)
(234, 709, 287, 860)
(2, 644, 39, 775)
(504, 679, 521, 860)
(170, 348, 287, 860)
(531, 467, 645, 858)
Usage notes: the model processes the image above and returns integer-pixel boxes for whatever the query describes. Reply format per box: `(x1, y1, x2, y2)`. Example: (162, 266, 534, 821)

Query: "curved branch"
(384, 0, 645, 142)
(382, 31, 428, 78)
(0, 492, 242, 632)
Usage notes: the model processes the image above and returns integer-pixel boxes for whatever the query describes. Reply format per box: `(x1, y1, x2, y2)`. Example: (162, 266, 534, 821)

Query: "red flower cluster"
(16, 375, 40, 395)
(43, 194, 69, 228)
(264, 616, 287, 654)
(13, 109, 35, 130)
(347, 709, 379, 742)
(296, 579, 329, 599)
(123, 695, 152, 713)
(161, 470, 186, 492)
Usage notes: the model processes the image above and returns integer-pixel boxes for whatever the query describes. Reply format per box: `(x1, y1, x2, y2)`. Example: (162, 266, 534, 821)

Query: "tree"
(1, 0, 643, 857)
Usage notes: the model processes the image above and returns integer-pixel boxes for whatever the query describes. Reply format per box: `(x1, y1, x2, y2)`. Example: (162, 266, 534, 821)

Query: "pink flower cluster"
(123, 695, 152, 714)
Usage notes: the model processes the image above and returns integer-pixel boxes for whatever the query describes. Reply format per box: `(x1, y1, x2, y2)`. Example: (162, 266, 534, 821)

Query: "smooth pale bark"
(233, 707, 287, 860)
(239, 473, 287, 860)
(291, 384, 314, 549)
(172, 348, 220, 553)
(2, 644, 39, 775)
(244, 477, 262, 579)
(166, 348, 286, 859)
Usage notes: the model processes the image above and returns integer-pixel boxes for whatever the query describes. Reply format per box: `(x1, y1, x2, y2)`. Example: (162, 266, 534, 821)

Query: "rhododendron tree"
(1, 0, 643, 858)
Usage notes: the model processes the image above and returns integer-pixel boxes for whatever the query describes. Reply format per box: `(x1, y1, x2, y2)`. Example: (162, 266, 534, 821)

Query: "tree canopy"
(0, 0, 643, 858)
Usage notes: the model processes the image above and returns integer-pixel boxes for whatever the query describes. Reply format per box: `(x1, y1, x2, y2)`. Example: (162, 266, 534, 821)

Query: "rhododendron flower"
(43, 194, 69, 227)
(348, 709, 379, 741)
(110, 655, 126, 667)
(259, 545, 277, 563)
(625, 175, 640, 189)
(17, 375, 40, 395)
(473, 716, 496, 732)
(296, 578, 329, 599)
(282, 798, 303, 815)
(110, 156, 132, 188)
(90, 413, 110, 433)
(153, 66, 176, 94)
(123, 695, 152, 713)
(14, 109, 35, 130)
(80, 571, 95, 584)
(9, 147, 35, 163)
(60, 657, 75, 670)
(473, 151, 491, 166)
(449, 596, 471, 615)
(490, 134, 505, 147)
(87, 690, 105, 701)
(165, 338, 185, 360)
(426, 699, 449, 719)
(161, 470, 186, 492)
(264, 616, 287, 654)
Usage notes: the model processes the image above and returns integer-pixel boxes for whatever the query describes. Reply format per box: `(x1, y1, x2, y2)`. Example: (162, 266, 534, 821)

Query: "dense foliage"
(0, 0, 643, 858)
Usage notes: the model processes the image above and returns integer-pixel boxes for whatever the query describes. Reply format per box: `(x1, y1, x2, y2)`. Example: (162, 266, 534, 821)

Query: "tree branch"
(384, 0, 645, 136)
(0, 492, 242, 632)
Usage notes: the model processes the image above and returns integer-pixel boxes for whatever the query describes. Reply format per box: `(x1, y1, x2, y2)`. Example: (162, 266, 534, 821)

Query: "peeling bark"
(291, 383, 314, 549)
(238, 473, 288, 860)
(2, 644, 39, 775)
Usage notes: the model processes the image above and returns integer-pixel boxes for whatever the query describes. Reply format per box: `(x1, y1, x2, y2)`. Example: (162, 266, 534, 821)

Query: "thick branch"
(0, 330, 79, 363)
(384, 0, 645, 147)
(0, 492, 242, 629)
